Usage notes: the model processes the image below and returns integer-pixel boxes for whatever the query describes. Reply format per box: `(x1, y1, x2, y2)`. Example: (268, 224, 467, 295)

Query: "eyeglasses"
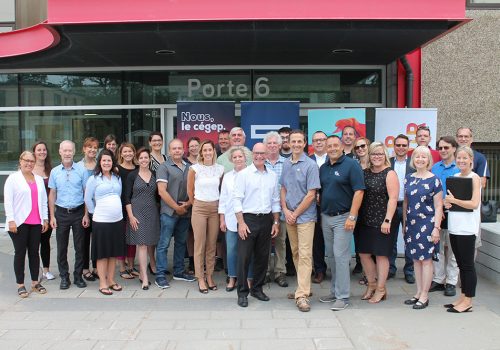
(354, 144, 366, 150)
(312, 138, 327, 143)
(21, 158, 35, 164)
(394, 144, 408, 148)
(438, 146, 451, 150)
(370, 153, 385, 157)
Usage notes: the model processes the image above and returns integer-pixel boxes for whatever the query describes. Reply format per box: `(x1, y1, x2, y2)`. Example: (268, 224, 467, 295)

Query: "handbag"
(481, 200, 498, 223)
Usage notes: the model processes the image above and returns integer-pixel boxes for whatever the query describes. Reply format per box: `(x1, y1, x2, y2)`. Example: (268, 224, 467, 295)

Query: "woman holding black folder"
(444, 146, 481, 313)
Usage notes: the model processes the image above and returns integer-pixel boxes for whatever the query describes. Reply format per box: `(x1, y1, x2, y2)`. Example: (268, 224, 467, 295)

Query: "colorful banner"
(176, 101, 236, 144)
(307, 109, 366, 154)
(241, 101, 300, 148)
(374, 108, 438, 156)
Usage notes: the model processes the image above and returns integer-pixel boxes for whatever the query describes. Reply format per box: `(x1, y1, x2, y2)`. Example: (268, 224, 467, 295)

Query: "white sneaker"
(43, 271, 55, 280)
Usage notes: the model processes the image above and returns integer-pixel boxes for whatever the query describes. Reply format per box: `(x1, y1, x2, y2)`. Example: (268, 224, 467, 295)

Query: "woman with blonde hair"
(403, 146, 442, 310)
(354, 137, 371, 170)
(444, 146, 480, 313)
(354, 142, 399, 303)
(187, 140, 224, 293)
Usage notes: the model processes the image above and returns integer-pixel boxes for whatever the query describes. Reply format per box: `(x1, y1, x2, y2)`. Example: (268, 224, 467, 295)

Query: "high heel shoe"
(447, 306, 472, 313)
(361, 282, 377, 300)
(198, 282, 208, 294)
(368, 287, 387, 304)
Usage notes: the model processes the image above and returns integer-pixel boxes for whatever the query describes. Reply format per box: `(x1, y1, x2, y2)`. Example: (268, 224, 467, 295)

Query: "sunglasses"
(354, 144, 367, 150)
(394, 144, 408, 148)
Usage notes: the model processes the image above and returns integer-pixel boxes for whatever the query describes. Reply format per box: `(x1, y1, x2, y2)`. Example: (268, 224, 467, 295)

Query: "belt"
(325, 209, 349, 217)
(243, 212, 271, 217)
(56, 204, 84, 214)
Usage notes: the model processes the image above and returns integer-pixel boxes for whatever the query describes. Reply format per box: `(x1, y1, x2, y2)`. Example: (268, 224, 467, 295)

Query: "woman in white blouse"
(219, 147, 248, 292)
(187, 140, 224, 293)
(84, 149, 126, 295)
(4, 151, 49, 297)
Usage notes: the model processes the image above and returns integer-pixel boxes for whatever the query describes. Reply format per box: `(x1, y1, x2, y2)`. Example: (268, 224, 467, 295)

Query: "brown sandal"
(18, 286, 29, 298)
(31, 283, 47, 294)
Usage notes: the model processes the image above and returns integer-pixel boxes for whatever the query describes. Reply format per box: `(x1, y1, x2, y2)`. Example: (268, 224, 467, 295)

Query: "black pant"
(82, 214, 96, 270)
(313, 208, 327, 274)
(237, 213, 272, 297)
(9, 224, 41, 284)
(449, 234, 477, 297)
(55, 206, 85, 279)
(40, 227, 52, 268)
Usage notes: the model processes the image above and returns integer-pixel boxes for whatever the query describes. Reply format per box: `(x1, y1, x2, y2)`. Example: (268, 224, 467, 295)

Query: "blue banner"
(241, 101, 300, 148)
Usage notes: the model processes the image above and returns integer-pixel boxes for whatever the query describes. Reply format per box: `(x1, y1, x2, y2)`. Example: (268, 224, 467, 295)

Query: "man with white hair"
(263, 131, 288, 288)
(217, 127, 253, 173)
(48, 140, 89, 290)
(456, 127, 490, 189)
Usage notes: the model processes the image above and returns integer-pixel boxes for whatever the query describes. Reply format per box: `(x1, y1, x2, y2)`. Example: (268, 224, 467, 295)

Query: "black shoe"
(352, 263, 363, 274)
(447, 306, 472, 313)
(60, 276, 71, 290)
(405, 274, 416, 284)
(443, 303, 454, 308)
(250, 290, 270, 301)
(264, 274, 272, 284)
(404, 297, 419, 305)
(413, 299, 429, 310)
(444, 284, 456, 296)
(274, 273, 288, 287)
(429, 281, 445, 292)
(237, 296, 248, 307)
(74, 277, 87, 288)
(387, 271, 396, 279)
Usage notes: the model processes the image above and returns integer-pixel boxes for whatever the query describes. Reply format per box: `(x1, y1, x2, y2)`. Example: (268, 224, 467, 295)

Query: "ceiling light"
(331, 49, 353, 54)
(84, 113, 98, 116)
(155, 49, 176, 55)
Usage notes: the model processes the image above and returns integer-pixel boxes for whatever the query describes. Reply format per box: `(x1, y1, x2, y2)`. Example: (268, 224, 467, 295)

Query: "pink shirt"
(24, 181, 41, 225)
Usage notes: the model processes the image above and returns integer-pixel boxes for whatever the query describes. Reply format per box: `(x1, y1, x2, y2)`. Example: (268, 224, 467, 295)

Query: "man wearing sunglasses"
(430, 136, 460, 297)
(389, 134, 415, 284)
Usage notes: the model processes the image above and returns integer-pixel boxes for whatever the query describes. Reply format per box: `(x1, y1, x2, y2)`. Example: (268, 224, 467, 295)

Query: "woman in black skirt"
(354, 142, 399, 303)
(84, 150, 126, 295)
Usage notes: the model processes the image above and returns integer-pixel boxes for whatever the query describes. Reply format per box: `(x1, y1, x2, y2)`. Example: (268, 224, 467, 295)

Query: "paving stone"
(241, 339, 316, 350)
(0, 340, 24, 349)
(207, 328, 276, 340)
(211, 310, 273, 320)
(92, 340, 128, 349)
(122, 340, 169, 350)
(138, 320, 176, 330)
(149, 311, 211, 320)
(26, 311, 90, 321)
(242, 319, 306, 328)
(166, 340, 239, 350)
(0, 311, 32, 320)
(272, 309, 336, 319)
(45, 320, 113, 330)
(45, 340, 97, 350)
(307, 318, 342, 328)
(314, 338, 355, 349)
(137, 329, 206, 340)
(0, 320, 49, 330)
(68, 329, 139, 341)
(1, 329, 72, 340)
(277, 327, 347, 339)
(178, 319, 241, 329)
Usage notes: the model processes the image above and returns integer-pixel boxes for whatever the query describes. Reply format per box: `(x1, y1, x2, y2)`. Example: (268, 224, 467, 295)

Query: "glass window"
(20, 73, 122, 106)
(467, 0, 500, 8)
(0, 111, 20, 171)
(0, 74, 18, 107)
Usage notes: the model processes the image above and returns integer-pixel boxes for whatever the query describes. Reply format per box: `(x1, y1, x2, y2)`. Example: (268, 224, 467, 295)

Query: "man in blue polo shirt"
(318, 135, 365, 311)
(430, 136, 460, 297)
(48, 140, 89, 290)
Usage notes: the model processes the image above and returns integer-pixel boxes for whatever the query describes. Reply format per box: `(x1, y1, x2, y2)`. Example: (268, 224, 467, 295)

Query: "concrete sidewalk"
(0, 234, 499, 350)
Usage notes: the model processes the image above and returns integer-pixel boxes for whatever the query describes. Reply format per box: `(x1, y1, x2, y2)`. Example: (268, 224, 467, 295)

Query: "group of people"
(4, 124, 488, 314)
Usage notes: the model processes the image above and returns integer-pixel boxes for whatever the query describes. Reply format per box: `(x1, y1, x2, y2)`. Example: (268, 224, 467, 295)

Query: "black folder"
(446, 177, 473, 212)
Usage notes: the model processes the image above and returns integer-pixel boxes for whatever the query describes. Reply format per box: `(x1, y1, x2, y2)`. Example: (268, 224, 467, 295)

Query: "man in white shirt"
(389, 134, 415, 284)
(233, 143, 281, 307)
(310, 131, 328, 283)
(217, 127, 253, 173)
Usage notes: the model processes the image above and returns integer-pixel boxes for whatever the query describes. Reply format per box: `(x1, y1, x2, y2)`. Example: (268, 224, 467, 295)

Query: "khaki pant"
(286, 221, 315, 299)
(267, 220, 287, 278)
(191, 200, 219, 280)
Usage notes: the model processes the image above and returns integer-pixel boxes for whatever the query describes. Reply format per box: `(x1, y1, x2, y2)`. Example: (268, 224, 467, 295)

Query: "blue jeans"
(321, 212, 352, 300)
(389, 205, 414, 276)
(156, 214, 190, 277)
(226, 229, 253, 279)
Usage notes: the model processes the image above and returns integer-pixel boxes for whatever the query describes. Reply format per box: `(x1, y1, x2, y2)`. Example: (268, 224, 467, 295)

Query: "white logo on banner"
(251, 125, 290, 139)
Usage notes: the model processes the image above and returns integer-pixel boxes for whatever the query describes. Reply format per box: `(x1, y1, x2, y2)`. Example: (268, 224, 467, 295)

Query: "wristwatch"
(273, 221, 279, 225)
(384, 218, 391, 224)
(348, 215, 357, 221)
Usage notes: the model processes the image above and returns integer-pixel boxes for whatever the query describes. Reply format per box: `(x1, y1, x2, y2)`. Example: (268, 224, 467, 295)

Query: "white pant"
(433, 229, 459, 285)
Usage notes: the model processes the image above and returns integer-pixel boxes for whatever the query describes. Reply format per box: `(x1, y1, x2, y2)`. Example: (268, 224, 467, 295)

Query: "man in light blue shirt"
(48, 140, 89, 290)
(430, 136, 460, 297)
(280, 130, 320, 312)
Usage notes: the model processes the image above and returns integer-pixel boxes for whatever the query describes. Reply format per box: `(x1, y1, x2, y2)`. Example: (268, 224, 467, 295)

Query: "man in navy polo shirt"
(319, 135, 365, 311)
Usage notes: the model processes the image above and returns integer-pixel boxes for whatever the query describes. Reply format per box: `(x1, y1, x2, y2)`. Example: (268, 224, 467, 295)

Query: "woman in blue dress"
(403, 146, 443, 310)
